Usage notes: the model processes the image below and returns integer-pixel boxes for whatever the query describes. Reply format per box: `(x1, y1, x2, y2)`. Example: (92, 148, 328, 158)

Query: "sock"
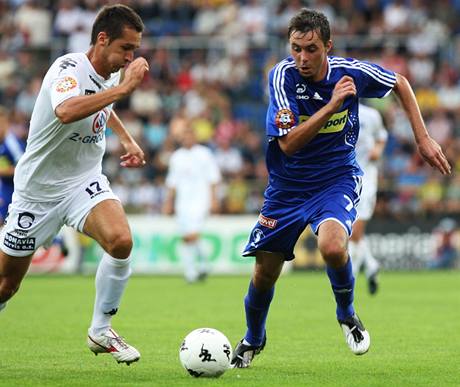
(194, 240, 208, 274)
(348, 240, 364, 277)
(0, 301, 6, 312)
(327, 257, 355, 321)
(362, 238, 379, 278)
(89, 253, 131, 337)
(244, 281, 274, 346)
(180, 242, 198, 282)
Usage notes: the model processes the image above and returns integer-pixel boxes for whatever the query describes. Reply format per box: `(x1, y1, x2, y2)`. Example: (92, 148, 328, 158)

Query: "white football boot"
(338, 314, 370, 355)
(87, 328, 140, 365)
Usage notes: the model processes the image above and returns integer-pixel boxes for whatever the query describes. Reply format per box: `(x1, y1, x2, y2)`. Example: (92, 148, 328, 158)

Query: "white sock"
(194, 240, 208, 274)
(349, 240, 364, 277)
(180, 242, 198, 282)
(362, 238, 380, 278)
(0, 301, 6, 312)
(89, 253, 131, 337)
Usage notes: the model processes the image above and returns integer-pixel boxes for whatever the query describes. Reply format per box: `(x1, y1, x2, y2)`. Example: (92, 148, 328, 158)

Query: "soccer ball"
(179, 328, 232, 378)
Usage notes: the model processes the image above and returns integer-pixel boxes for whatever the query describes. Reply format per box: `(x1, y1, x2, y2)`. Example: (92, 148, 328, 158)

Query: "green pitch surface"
(0, 271, 459, 386)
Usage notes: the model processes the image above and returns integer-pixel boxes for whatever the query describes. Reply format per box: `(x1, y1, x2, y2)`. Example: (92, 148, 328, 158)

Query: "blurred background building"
(1, 0, 460, 271)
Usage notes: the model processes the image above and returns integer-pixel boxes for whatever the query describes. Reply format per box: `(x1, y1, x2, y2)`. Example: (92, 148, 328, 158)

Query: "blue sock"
(244, 281, 274, 346)
(326, 257, 355, 321)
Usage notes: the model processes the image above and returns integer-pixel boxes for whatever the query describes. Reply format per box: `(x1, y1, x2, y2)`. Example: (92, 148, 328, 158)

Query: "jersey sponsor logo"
(299, 109, 348, 134)
(275, 108, 295, 129)
(69, 132, 104, 144)
(4, 232, 35, 251)
(18, 212, 35, 229)
(56, 76, 78, 93)
(258, 214, 278, 229)
(92, 109, 108, 134)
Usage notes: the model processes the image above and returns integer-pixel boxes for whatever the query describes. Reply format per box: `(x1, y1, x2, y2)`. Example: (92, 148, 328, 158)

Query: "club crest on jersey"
(56, 76, 77, 93)
(92, 109, 108, 134)
(258, 214, 277, 229)
(275, 108, 295, 129)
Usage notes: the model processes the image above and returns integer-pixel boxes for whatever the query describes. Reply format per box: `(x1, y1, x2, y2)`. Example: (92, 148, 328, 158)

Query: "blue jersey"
(265, 55, 396, 193)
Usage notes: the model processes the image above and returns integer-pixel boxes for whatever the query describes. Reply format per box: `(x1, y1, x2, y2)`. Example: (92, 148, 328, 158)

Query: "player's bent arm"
(393, 73, 451, 175)
(278, 103, 336, 156)
(278, 75, 356, 156)
(392, 73, 430, 144)
(107, 110, 134, 145)
(55, 84, 132, 124)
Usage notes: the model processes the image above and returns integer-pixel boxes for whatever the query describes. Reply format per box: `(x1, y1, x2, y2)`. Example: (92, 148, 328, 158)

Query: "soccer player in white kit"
(164, 128, 221, 283)
(349, 104, 387, 295)
(0, 5, 149, 365)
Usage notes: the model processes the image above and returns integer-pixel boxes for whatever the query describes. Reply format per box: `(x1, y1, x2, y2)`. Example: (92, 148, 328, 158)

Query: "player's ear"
(96, 31, 110, 47)
(325, 40, 332, 53)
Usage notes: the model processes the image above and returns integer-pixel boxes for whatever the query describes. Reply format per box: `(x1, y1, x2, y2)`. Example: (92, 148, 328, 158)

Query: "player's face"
(289, 30, 331, 81)
(101, 27, 142, 74)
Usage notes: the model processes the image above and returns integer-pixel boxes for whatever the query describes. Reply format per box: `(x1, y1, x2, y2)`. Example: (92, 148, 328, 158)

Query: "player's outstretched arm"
(108, 110, 145, 168)
(278, 76, 356, 156)
(55, 57, 149, 124)
(392, 73, 451, 175)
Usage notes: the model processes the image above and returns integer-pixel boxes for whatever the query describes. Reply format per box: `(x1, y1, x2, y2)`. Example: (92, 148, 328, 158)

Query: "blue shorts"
(243, 175, 362, 261)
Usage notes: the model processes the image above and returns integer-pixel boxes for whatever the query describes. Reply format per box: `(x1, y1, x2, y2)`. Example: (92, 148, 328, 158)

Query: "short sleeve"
(50, 58, 82, 110)
(357, 60, 396, 99)
(266, 62, 299, 137)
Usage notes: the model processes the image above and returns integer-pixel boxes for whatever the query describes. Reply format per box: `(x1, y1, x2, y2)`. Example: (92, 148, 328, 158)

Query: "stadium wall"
(27, 216, 459, 274)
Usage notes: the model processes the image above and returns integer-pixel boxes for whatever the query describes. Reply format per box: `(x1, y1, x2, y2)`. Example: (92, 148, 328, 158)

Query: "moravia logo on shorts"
(258, 214, 278, 229)
(299, 109, 348, 134)
(4, 232, 35, 251)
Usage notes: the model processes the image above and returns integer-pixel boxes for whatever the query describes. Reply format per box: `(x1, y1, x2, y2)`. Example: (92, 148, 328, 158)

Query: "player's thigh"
(0, 198, 63, 257)
(63, 174, 131, 247)
(82, 199, 132, 248)
(253, 251, 285, 289)
(317, 220, 348, 252)
(350, 219, 366, 241)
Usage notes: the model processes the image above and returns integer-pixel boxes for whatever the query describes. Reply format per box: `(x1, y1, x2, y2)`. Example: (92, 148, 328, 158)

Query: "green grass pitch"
(0, 271, 459, 386)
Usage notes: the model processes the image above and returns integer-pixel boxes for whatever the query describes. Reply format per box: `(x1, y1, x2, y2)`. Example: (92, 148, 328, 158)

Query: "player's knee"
(105, 233, 133, 259)
(253, 268, 278, 290)
(318, 240, 347, 266)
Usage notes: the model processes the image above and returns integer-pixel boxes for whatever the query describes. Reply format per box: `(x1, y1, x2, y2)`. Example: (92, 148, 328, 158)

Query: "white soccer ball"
(179, 327, 232, 378)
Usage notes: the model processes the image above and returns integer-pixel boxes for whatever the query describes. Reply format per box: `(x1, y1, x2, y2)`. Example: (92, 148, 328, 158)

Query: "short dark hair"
(91, 4, 144, 45)
(287, 8, 330, 45)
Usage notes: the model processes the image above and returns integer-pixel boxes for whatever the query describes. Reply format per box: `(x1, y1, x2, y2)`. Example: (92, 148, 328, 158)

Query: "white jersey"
(166, 144, 221, 218)
(356, 104, 387, 187)
(14, 52, 120, 202)
(355, 104, 387, 220)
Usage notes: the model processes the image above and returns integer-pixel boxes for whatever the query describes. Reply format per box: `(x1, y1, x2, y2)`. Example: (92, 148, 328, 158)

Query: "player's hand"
(120, 139, 146, 168)
(329, 76, 356, 111)
(417, 136, 451, 175)
(121, 57, 149, 94)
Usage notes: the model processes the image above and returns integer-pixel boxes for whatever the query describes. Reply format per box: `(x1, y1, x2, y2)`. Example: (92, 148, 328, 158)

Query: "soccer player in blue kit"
(231, 9, 451, 368)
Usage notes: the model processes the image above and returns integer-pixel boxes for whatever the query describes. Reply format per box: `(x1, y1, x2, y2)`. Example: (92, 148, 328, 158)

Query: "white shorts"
(356, 179, 377, 221)
(176, 212, 206, 236)
(0, 174, 119, 257)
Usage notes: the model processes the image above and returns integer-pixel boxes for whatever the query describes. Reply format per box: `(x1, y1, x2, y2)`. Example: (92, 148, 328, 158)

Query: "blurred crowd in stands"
(1, 0, 460, 220)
